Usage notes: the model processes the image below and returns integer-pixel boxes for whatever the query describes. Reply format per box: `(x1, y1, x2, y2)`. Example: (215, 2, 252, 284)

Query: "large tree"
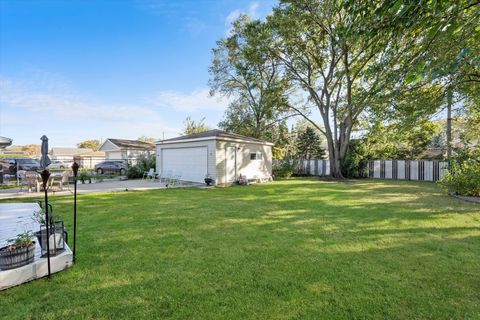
(210, 16, 294, 140)
(211, 1, 478, 177)
(261, 0, 428, 177)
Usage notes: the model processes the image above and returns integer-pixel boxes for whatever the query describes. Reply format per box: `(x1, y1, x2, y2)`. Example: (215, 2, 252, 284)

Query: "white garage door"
(162, 147, 208, 183)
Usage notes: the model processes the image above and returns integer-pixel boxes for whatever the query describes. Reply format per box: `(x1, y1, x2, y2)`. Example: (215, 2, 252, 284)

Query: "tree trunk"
(446, 89, 453, 160)
(325, 132, 346, 179)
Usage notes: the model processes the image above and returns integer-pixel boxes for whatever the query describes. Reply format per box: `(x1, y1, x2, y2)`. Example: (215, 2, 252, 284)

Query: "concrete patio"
(0, 179, 204, 200)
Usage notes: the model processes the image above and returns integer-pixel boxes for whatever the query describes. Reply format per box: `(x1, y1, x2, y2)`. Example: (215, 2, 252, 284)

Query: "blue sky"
(0, 0, 276, 146)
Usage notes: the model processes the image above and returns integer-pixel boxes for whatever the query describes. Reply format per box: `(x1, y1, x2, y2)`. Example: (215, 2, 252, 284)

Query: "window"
(250, 152, 263, 160)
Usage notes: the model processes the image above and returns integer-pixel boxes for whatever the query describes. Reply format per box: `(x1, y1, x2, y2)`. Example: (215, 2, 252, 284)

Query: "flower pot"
(0, 242, 36, 270)
(35, 222, 66, 257)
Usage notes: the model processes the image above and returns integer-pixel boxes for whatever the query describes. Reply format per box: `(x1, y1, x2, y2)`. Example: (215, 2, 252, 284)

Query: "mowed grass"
(0, 179, 479, 319)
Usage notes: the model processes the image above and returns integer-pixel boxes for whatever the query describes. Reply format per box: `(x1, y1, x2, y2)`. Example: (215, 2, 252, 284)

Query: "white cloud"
(0, 75, 179, 144)
(151, 87, 232, 113)
(0, 77, 156, 122)
(225, 1, 260, 35)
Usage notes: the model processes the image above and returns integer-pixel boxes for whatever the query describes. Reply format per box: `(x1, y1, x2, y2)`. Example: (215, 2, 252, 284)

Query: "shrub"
(78, 168, 90, 183)
(342, 139, 368, 178)
(127, 154, 156, 179)
(273, 159, 297, 178)
(439, 147, 480, 196)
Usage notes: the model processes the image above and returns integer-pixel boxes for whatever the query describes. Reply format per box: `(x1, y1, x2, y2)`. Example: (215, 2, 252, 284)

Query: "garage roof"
(157, 130, 273, 145)
(104, 139, 155, 150)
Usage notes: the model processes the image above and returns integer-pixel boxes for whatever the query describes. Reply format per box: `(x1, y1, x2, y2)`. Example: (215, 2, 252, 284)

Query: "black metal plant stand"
(40, 169, 52, 280)
(72, 162, 79, 263)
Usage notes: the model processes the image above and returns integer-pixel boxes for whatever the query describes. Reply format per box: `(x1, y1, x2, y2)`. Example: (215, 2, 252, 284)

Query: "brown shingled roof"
(108, 139, 155, 150)
(160, 129, 272, 144)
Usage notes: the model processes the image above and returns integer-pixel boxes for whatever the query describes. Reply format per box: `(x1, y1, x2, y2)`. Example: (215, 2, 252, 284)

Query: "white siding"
(99, 140, 120, 152)
(216, 141, 272, 185)
(106, 151, 123, 160)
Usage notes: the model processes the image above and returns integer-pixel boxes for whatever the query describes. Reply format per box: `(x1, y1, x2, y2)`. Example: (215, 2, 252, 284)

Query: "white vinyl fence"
(274, 159, 448, 182)
(367, 160, 448, 182)
(273, 160, 331, 176)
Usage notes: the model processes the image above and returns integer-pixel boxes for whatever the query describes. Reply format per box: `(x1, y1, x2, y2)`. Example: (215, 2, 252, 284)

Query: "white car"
(47, 160, 72, 170)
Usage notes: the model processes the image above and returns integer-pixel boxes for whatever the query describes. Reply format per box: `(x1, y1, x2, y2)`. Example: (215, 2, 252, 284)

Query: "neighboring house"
(49, 147, 93, 162)
(0, 136, 13, 149)
(78, 151, 106, 169)
(155, 130, 273, 185)
(98, 139, 155, 161)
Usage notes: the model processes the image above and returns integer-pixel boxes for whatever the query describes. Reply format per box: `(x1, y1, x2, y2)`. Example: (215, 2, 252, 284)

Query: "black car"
(0, 158, 41, 176)
(94, 161, 127, 175)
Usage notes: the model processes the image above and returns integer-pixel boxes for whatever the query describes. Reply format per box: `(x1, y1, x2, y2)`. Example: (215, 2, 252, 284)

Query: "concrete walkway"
(0, 179, 203, 200)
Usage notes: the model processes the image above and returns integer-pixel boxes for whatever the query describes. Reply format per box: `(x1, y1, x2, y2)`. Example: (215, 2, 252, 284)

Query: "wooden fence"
(274, 159, 449, 182)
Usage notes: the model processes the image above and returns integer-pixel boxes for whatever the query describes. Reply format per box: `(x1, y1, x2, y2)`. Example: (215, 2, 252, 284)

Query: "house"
(98, 138, 155, 161)
(49, 147, 94, 162)
(155, 130, 273, 185)
(78, 150, 107, 169)
(0, 136, 12, 149)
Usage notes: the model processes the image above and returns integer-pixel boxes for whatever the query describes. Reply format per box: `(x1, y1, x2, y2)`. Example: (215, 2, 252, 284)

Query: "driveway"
(0, 179, 204, 200)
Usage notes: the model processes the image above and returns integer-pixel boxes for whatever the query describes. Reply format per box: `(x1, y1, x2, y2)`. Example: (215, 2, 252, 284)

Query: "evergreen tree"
(295, 127, 326, 160)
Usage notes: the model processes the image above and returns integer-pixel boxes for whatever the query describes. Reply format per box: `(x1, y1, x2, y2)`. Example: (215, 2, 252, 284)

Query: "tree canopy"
(210, 0, 479, 177)
(210, 16, 294, 139)
(77, 139, 100, 151)
(182, 116, 211, 135)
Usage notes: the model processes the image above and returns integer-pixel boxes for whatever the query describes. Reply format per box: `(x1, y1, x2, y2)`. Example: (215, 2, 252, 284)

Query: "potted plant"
(78, 169, 89, 184)
(0, 231, 36, 270)
(31, 208, 66, 256)
(204, 174, 213, 186)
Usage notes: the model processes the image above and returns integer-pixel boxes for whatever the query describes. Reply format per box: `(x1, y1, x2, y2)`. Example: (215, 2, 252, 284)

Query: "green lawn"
(1, 179, 479, 319)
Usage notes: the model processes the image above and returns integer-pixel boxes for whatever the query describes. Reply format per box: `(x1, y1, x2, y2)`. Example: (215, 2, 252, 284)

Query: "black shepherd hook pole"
(40, 169, 52, 280)
(72, 162, 79, 263)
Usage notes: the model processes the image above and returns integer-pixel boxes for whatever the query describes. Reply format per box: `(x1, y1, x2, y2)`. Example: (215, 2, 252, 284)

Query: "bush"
(342, 139, 368, 178)
(439, 147, 480, 196)
(78, 168, 90, 183)
(273, 159, 297, 178)
(127, 155, 156, 179)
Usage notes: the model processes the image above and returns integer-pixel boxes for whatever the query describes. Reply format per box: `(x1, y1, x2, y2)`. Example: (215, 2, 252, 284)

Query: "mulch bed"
(450, 194, 480, 204)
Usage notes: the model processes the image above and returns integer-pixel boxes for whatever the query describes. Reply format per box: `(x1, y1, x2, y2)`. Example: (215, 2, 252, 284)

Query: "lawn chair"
(143, 168, 157, 181)
(25, 171, 41, 192)
(169, 171, 182, 187)
(163, 170, 173, 187)
(49, 175, 63, 193)
(60, 170, 72, 192)
(18, 171, 28, 192)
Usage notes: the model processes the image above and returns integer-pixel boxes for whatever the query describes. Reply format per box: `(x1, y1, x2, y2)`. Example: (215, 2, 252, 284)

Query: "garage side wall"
(156, 140, 217, 183)
(216, 141, 272, 185)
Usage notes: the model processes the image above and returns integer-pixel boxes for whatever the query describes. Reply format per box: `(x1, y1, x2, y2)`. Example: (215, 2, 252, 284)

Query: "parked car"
(94, 161, 127, 175)
(0, 158, 41, 175)
(0, 158, 15, 175)
(47, 160, 72, 170)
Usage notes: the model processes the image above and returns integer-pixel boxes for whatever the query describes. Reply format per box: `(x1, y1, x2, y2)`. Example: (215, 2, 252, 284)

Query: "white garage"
(156, 130, 273, 185)
(161, 147, 208, 183)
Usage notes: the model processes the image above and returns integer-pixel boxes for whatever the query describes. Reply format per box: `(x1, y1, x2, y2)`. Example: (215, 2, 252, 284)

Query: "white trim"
(98, 139, 121, 152)
(156, 136, 273, 146)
